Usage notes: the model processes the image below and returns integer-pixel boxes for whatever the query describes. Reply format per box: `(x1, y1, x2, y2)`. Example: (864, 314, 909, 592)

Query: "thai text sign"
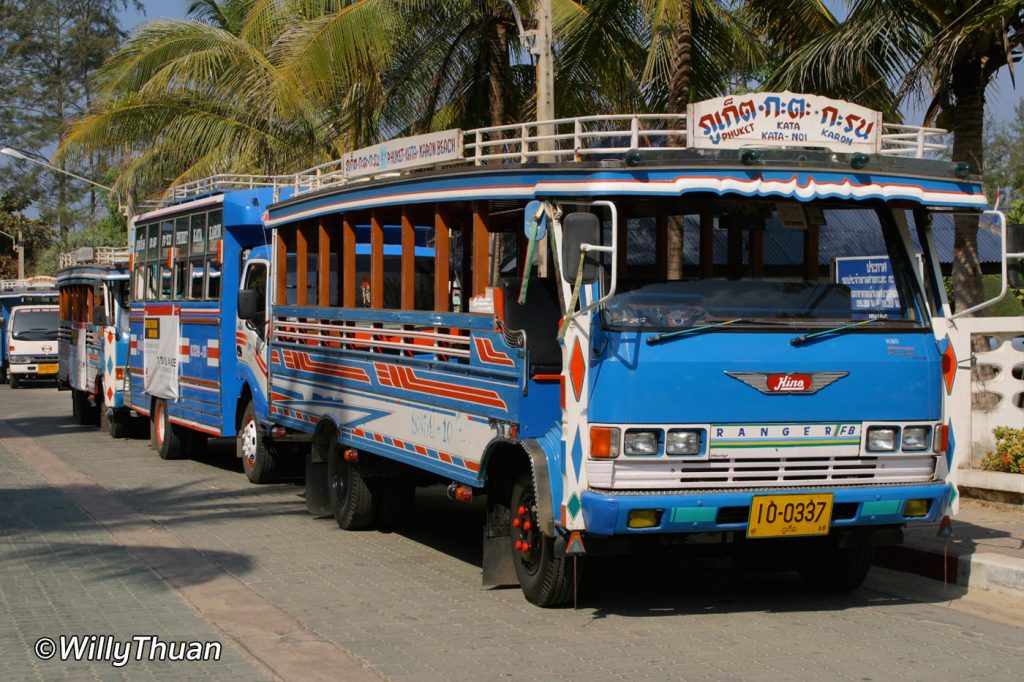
(343, 129, 463, 179)
(834, 256, 900, 315)
(688, 92, 880, 153)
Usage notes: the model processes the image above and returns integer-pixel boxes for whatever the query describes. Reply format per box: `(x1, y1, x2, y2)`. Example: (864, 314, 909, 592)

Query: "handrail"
(58, 247, 131, 269)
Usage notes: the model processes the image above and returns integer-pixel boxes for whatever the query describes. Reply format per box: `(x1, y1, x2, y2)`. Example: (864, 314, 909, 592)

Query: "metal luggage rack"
(289, 113, 951, 195)
(1, 277, 56, 292)
(58, 247, 131, 269)
(159, 174, 291, 205)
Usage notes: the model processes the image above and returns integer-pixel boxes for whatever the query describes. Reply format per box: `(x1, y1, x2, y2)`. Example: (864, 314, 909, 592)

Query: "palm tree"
(57, 0, 393, 199)
(764, 0, 1024, 312)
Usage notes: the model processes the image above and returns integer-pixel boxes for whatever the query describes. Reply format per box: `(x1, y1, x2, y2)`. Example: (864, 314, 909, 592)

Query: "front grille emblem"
(725, 371, 849, 394)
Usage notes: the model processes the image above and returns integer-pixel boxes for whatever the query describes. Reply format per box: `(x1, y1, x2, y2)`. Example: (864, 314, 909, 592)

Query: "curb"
(875, 539, 1024, 599)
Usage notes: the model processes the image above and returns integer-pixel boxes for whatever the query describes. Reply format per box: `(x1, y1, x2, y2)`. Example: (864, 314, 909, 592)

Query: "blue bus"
(128, 180, 294, 481)
(56, 248, 133, 435)
(245, 95, 1016, 606)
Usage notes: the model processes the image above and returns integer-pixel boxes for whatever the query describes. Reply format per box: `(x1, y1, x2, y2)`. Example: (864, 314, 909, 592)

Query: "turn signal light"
(934, 424, 949, 453)
(589, 426, 620, 459)
(904, 499, 931, 518)
(627, 509, 661, 528)
(115, 367, 124, 380)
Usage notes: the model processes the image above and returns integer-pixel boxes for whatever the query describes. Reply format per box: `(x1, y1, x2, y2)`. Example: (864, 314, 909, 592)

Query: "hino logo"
(725, 371, 849, 395)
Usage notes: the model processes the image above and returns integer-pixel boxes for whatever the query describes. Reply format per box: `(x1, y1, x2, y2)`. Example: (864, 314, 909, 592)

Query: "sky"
(120, 1, 1020, 126)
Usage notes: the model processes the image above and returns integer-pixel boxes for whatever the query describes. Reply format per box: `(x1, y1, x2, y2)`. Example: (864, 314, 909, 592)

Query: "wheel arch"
(481, 438, 557, 537)
(310, 416, 343, 463)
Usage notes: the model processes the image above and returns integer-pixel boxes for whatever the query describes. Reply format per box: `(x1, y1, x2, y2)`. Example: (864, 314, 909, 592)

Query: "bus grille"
(588, 455, 937, 491)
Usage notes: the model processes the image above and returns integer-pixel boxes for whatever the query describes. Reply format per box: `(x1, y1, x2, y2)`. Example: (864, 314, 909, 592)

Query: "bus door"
(237, 259, 270, 402)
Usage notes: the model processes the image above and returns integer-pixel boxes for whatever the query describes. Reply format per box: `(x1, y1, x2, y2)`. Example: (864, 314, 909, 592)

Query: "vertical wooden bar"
(727, 227, 743, 280)
(472, 201, 489, 297)
(318, 217, 331, 306)
(750, 227, 764, 278)
(342, 215, 356, 307)
(804, 224, 820, 280)
(275, 227, 287, 305)
(401, 207, 416, 310)
(616, 205, 629, 281)
(370, 209, 384, 308)
(656, 208, 668, 281)
(700, 211, 714, 278)
(332, 214, 344, 307)
(434, 205, 451, 312)
(296, 221, 309, 306)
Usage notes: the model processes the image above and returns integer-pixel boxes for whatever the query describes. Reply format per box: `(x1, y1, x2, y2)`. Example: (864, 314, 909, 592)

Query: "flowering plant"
(981, 427, 1024, 474)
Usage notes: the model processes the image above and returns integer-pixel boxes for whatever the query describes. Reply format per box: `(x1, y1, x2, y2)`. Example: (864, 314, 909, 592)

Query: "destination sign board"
(343, 129, 463, 180)
(688, 92, 880, 154)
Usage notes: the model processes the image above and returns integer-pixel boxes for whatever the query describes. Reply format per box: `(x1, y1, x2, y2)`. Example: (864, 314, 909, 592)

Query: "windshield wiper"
(790, 317, 889, 347)
(646, 318, 747, 345)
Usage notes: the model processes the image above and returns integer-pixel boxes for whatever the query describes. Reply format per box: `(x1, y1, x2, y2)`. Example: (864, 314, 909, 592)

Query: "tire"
(510, 470, 574, 607)
(237, 400, 276, 483)
(103, 408, 128, 439)
(71, 388, 80, 419)
(9, 374, 20, 389)
(0, 367, 8, 384)
(152, 399, 187, 460)
(73, 390, 92, 425)
(327, 443, 378, 530)
(798, 545, 875, 593)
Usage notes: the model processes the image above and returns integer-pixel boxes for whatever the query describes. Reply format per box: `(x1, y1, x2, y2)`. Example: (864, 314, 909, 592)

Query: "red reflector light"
(271, 426, 287, 439)
(343, 448, 359, 463)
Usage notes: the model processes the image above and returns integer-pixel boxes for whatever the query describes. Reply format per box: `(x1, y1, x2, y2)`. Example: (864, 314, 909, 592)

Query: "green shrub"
(981, 427, 1024, 474)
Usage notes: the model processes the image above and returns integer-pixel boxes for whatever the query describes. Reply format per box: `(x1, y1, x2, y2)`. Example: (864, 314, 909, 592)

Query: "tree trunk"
(664, 1, 693, 279)
(488, 19, 508, 285)
(950, 58, 986, 314)
(667, 0, 693, 115)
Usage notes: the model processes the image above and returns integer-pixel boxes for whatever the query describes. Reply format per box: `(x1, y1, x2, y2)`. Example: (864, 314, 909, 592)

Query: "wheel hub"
(513, 499, 540, 571)
(242, 418, 258, 468)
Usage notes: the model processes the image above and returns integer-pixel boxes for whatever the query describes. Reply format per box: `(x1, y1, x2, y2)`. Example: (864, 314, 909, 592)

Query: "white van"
(7, 304, 59, 388)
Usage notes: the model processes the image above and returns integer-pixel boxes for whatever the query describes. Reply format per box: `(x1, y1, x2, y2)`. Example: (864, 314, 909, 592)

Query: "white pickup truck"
(6, 304, 59, 388)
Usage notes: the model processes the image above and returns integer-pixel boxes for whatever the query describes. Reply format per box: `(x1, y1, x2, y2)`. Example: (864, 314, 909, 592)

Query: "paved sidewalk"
(876, 497, 1024, 598)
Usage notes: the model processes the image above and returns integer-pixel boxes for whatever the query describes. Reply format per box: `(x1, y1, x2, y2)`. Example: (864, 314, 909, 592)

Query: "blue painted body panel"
(589, 327, 942, 424)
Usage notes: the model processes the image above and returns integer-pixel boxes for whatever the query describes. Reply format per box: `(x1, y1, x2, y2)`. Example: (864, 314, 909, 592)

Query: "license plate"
(747, 493, 833, 538)
(37, 363, 57, 374)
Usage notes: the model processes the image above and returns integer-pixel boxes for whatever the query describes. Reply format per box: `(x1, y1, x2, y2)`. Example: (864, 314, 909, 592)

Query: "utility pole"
(535, 0, 555, 139)
(16, 228, 23, 280)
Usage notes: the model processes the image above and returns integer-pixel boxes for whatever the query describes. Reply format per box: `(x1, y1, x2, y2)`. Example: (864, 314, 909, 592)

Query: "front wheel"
(327, 443, 377, 530)
(510, 471, 574, 607)
(9, 374, 20, 389)
(238, 401, 276, 483)
(798, 545, 874, 593)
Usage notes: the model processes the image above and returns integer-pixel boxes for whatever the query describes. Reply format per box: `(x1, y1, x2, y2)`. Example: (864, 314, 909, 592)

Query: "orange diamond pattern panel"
(569, 338, 585, 401)
(941, 338, 957, 395)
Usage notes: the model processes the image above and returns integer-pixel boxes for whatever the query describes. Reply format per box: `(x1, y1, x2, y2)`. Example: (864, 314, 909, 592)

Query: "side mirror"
(92, 307, 107, 326)
(1008, 223, 1024, 289)
(237, 289, 260, 321)
(561, 212, 601, 285)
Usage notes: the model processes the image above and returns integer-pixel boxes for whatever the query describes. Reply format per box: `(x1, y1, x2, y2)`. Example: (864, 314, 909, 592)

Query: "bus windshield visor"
(600, 202, 928, 332)
(11, 310, 59, 340)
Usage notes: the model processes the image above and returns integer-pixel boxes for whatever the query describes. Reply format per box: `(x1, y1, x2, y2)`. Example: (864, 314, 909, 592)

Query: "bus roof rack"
(1, 276, 56, 292)
(156, 94, 954, 206)
(58, 247, 131, 269)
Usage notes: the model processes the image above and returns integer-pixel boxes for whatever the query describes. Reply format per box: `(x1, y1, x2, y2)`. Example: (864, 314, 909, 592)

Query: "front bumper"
(581, 482, 951, 536)
(9, 359, 59, 380)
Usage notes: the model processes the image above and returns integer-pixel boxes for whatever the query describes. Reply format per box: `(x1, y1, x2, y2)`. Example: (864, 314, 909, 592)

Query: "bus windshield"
(600, 201, 928, 332)
(11, 309, 59, 340)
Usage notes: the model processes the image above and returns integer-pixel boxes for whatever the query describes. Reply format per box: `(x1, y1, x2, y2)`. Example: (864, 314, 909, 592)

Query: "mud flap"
(304, 452, 330, 515)
(482, 528, 519, 588)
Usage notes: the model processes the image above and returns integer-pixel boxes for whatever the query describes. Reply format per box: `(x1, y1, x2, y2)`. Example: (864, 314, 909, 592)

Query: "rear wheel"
(238, 400, 276, 483)
(152, 399, 187, 460)
(102, 407, 128, 439)
(510, 470, 573, 607)
(798, 545, 874, 593)
(327, 443, 377, 530)
(73, 390, 93, 425)
(0, 366, 8, 384)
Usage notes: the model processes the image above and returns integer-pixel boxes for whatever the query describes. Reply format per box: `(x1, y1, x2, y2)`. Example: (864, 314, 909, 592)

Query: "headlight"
(9, 357, 29, 364)
(867, 426, 899, 452)
(902, 426, 930, 451)
(666, 429, 701, 455)
(623, 430, 660, 455)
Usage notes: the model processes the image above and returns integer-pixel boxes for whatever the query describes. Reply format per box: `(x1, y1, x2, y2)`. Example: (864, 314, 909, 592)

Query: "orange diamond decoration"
(568, 338, 585, 402)
(107, 331, 114, 344)
(941, 336, 957, 395)
(106, 387, 114, 401)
